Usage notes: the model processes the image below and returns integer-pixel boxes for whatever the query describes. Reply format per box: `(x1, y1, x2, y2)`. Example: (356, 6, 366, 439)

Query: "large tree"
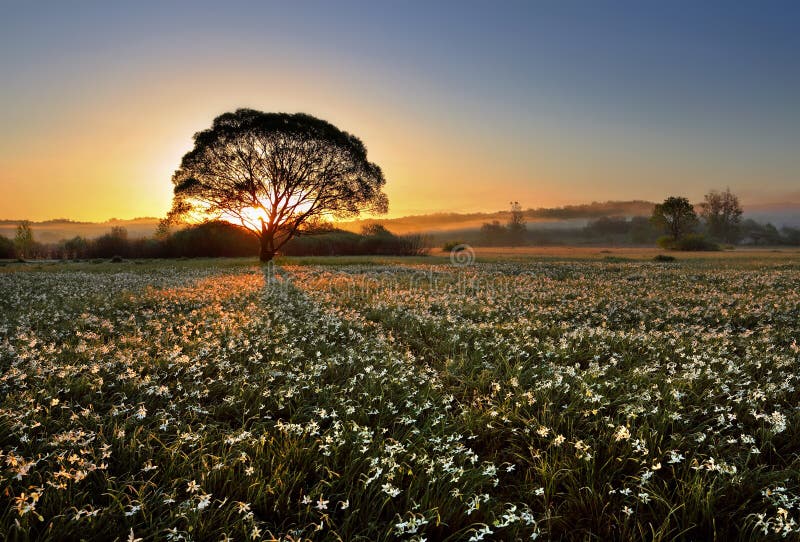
(650, 196, 698, 241)
(699, 188, 743, 243)
(167, 109, 388, 261)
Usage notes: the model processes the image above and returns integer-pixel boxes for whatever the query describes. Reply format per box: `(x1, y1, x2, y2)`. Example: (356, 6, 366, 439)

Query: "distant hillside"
(1, 200, 797, 241)
(0, 217, 160, 243)
(338, 201, 656, 234)
(0, 202, 658, 241)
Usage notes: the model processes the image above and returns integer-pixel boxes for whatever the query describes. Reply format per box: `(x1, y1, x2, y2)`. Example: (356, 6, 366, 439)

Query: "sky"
(1, 1, 798, 221)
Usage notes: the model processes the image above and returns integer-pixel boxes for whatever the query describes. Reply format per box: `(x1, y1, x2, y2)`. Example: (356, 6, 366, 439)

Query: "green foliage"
(651, 196, 698, 241)
(657, 234, 719, 251)
(674, 233, 720, 251)
(700, 188, 743, 243)
(2, 258, 800, 540)
(14, 220, 34, 259)
(781, 226, 800, 245)
(740, 219, 799, 246)
(629, 216, 661, 244)
(653, 254, 676, 262)
(657, 235, 676, 249)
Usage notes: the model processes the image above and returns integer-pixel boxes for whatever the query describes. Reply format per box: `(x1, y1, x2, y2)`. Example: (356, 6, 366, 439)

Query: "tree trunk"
(671, 220, 680, 241)
(259, 221, 275, 262)
(259, 243, 274, 262)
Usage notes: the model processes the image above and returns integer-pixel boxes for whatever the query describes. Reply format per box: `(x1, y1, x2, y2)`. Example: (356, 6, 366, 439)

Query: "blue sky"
(1, 1, 798, 219)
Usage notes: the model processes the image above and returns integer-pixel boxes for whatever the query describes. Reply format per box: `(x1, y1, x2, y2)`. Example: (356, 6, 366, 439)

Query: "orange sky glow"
(2, 3, 798, 222)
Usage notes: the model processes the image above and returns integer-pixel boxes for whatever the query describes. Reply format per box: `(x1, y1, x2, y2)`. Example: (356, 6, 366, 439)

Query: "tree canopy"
(650, 196, 698, 241)
(700, 188, 743, 243)
(167, 109, 388, 261)
(507, 201, 527, 246)
(14, 221, 34, 260)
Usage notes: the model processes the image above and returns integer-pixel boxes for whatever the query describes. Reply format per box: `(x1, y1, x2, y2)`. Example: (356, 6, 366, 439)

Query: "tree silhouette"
(479, 220, 505, 246)
(507, 201, 527, 246)
(62, 236, 88, 260)
(14, 221, 34, 260)
(167, 109, 388, 262)
(0, 235, 14, 259)
(650, 197, 698, 241)
(700, 188, 742, 243)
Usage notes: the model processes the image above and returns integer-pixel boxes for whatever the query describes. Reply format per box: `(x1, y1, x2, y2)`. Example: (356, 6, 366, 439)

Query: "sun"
(239, 206, 269, 227)
(218, 197, 318, 234)
(217, 205, 269, 233)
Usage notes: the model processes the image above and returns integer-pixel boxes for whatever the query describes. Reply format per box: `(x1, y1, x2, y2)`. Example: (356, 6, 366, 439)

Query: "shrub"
(0, 235, 15, 259)
(399, 233, 430, 256)
(657, 234, 719, 251)
(674, 234, 719, 251)
(653, 254, 676, 262)
(281, 228, 427, 256)
(657, 235, 676, 249)
(166, 221, 257, 258)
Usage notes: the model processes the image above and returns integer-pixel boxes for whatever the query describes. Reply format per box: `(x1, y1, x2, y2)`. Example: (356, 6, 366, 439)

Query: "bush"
(166, 221, 257, 257)
(282, 231, 362, 256)
(282, 228, 427, 256)
(399, 233, 429, 256)
(0, 235, 14, 259)
(657, 235, 676, 249)
(653, 254, 676, 262)
(674, 234, 719, 251)
(657, 234, 719, 251)
(0, 221, 420, 260)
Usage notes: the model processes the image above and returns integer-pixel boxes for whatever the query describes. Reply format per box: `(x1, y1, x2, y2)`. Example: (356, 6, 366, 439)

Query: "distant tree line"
(582, 216, 662, 244)
(460, 191, 799, 249)
(478, 202, 528, 246)
(648, 189, 800, 250)
(474, 200, 662, 247)
(529, 200, 655, 219)
(281, 224, 427, 256)
(0, 221, 428, 260)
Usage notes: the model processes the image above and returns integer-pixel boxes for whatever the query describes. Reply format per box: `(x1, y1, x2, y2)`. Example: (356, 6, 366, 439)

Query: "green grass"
(1, 255, 799, 540)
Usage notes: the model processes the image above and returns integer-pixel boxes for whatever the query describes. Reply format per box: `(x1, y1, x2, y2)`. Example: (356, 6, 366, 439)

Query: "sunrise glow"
(2, 2, 799, 223)
(3, 4, 800, 541)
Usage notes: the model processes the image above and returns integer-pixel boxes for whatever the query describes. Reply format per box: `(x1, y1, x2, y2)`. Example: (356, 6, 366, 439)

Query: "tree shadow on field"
(261, 260, 294, 298)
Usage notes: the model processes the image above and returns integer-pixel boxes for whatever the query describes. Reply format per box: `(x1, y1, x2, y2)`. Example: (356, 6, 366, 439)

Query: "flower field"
(1, 256, 800, 541)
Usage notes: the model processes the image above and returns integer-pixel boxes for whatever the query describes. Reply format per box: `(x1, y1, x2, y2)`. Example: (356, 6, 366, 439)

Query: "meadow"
(1, 251, 800, 541)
